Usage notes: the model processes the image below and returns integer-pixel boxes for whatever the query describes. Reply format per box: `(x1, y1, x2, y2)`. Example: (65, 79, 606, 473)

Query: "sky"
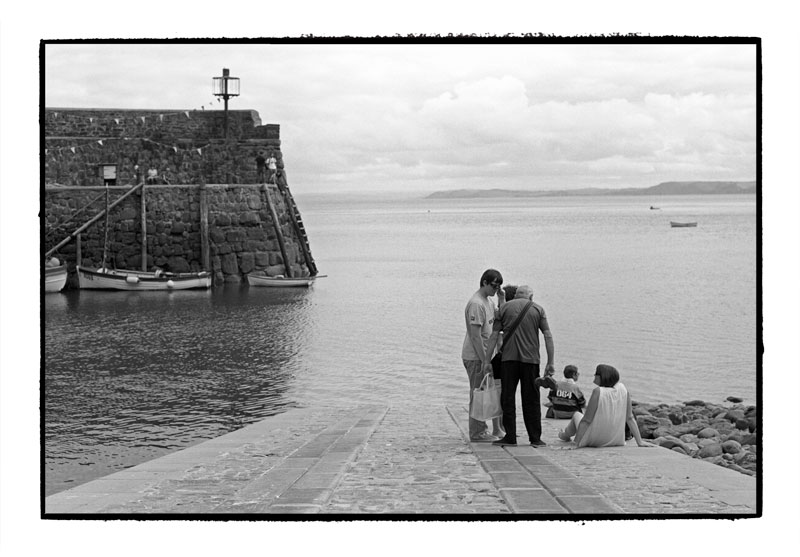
(3, 2, 800, 555)
(43, 42, 757, 194)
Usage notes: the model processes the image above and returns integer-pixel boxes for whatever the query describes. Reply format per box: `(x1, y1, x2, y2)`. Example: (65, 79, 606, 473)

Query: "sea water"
(43, 193, 758, 495)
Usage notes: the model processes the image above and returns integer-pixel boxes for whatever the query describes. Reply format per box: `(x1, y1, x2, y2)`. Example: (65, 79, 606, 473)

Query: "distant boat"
(45, 264, 68, 293)
(670, 221, 698, 228)
(247, 273, 326, 288)
(650, 206, 661, 210)
(77, 266, 212, 290)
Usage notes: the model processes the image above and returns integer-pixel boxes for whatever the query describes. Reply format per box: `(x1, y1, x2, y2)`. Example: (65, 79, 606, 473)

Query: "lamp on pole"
(212, 68, 240, 139)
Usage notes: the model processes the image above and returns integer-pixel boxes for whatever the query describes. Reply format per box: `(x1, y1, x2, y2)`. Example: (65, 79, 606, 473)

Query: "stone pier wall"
(44, 184, 309, 288)
(45, 108, 282, 187)
(44, 107, 314, 288)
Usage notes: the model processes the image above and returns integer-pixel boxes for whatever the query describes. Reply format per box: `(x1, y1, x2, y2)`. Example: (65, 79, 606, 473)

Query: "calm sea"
(43, 192, 758, 495)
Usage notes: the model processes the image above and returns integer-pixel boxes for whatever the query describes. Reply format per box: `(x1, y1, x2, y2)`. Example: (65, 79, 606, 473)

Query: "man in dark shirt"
(483, 285, 554, 447)
(255, 152, 267, 182)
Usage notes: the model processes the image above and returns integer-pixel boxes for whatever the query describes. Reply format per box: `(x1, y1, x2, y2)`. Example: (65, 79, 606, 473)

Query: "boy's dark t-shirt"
(547, 378, 586, 418)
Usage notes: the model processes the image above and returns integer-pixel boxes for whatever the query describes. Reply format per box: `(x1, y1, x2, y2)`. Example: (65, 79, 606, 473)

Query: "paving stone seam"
(446, 405, 627, 514)
(446, 405, 572, 514)
(259, 405, 389, 514)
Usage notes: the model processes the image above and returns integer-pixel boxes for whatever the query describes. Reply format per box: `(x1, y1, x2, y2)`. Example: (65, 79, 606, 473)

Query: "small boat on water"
(650, 206, 661, 210)
(45, 264, 68, 293)
(247, 273, 326, 288)
(77, 266, 212, 290)
(670, 221, 698, 228)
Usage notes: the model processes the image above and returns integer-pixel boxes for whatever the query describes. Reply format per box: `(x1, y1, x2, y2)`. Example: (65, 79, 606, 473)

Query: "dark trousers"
(500, 361, 542, 443)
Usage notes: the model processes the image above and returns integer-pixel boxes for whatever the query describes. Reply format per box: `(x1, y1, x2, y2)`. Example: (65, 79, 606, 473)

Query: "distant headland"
(426, 181, 757, 199)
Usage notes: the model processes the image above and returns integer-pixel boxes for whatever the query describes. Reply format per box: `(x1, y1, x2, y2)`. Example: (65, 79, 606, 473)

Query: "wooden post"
(76, 233, 82, 267)
(199, 179, 210, 272)
(141, 185, 147, 271)
(262, 184, 292, 278)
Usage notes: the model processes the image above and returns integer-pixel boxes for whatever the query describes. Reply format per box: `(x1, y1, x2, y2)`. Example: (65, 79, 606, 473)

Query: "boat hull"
(45, 265, 68, 292)
(670, 221, 698, 228)
(247, 274, 316, 287)
(77, 266, 212, 290)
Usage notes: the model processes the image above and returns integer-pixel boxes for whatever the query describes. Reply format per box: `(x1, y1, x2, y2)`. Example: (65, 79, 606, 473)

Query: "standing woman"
(558, 364, 654, 448)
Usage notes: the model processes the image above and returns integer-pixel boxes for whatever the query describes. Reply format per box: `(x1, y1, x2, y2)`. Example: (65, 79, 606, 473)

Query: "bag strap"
(502, 301, 533, 345)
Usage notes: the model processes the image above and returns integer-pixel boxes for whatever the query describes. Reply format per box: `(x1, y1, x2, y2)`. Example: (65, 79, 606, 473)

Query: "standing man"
(462, 269, 506, 442)
(484, 284, 554, 447)
(266, 151, 278, 184)
(255, 151, 267, 182)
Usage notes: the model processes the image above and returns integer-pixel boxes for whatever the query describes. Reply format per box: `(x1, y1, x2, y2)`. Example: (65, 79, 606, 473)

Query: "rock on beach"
(634, 399, 758, 477)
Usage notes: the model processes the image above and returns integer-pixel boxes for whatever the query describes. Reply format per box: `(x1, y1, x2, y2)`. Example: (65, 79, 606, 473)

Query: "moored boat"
(670, 221, 698, 228)
(77, 266, 212, 290)
(247, 273, 325, 287)
(45, 264, 68, 293)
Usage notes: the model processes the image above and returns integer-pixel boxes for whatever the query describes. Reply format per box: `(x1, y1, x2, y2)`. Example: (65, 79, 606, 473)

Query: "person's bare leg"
(559, 411, 583, 441)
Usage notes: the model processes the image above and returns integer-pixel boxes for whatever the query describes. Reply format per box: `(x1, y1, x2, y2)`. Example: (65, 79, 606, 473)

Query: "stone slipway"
(44, 402, 757, 516)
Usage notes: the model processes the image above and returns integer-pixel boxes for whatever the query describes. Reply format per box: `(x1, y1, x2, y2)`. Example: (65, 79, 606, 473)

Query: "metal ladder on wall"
(278, 184, 318, 276)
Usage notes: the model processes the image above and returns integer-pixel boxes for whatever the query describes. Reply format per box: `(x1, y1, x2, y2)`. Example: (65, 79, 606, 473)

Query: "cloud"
(43, 43, 757, 192)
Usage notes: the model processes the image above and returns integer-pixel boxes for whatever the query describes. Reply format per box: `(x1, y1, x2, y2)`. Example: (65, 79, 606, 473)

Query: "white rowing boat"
(247, 273, 326, 287)
(77, 266, 212, 290)
(45, 264, 68, 293)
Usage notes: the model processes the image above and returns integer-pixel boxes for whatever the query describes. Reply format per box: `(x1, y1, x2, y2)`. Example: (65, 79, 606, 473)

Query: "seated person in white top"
(558, 364, 654, 448)
(538, 364, 586, 419)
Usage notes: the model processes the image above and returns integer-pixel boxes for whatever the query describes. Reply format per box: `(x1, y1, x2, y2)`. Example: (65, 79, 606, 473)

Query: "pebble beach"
(632, 397, 757, 476)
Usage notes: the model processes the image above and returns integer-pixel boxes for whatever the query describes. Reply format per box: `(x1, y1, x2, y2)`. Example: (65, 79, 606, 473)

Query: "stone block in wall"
(254, 252, 270, 267)
(245, 240, 268, 252)
(238, 252, 255, 274)
(215, 243, 232, 255)
(246, 196, 262, 210)
(209, 227, 226, 244)
(167, 256, 190, 273)
(119, 208, 137, 220)
(221, 253, 238, 275)
(265, 264, 285, 277)
(127, 254, 154, 270)
(239, 212, 261, 226)
(269, 252, 283, 266)
(226, 230, 247, 243)
(172, 222, 186, 234)
(215, 214, 231, 226)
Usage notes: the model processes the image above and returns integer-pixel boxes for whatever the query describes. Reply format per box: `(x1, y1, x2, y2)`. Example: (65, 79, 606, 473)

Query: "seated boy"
(536, 365, 586, 419)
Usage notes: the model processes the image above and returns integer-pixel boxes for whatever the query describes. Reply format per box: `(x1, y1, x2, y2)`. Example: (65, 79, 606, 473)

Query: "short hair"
(594, 364, 620, 387)
(563, 365, 578, 379)
(503, 284, 517, 300)
(515, 285, 533, 300)
(480, 269, 503, 288)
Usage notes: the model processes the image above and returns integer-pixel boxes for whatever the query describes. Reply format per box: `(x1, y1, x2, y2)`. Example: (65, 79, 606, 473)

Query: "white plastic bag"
(470, 373, 502, 421)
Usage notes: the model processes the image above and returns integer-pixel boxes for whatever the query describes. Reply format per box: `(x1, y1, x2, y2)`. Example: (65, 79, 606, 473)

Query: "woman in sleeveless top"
(558, 364, 654, 448)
